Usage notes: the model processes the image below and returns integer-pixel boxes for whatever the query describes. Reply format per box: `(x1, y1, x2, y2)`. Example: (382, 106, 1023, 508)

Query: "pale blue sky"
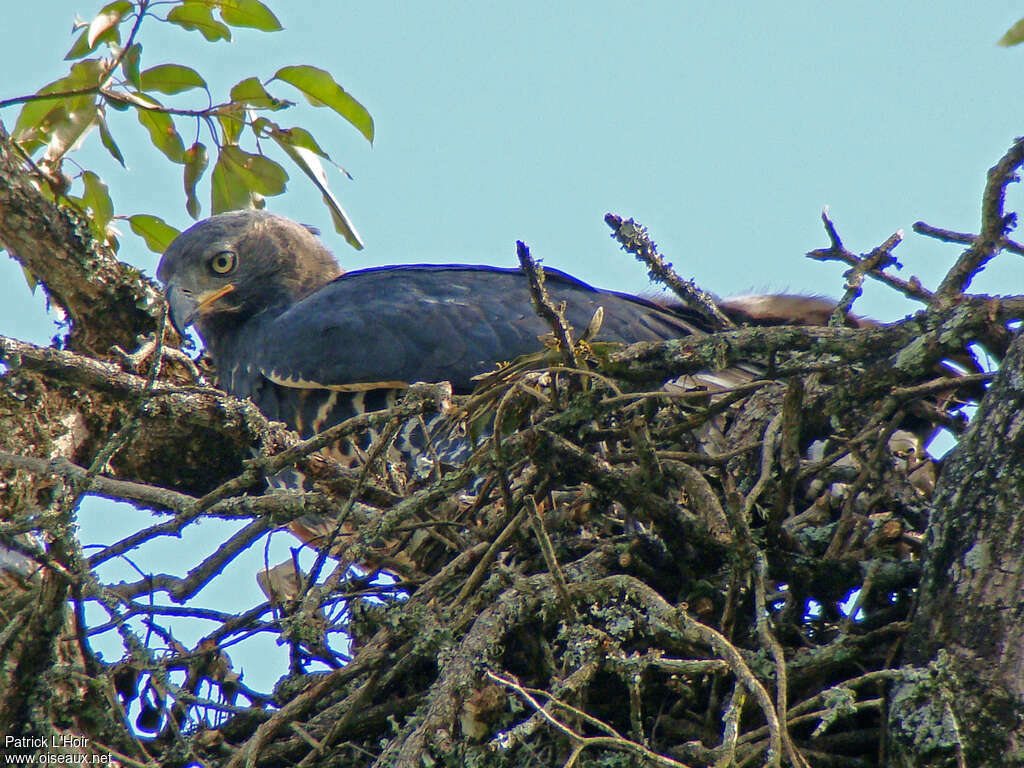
(2, 2, 1023, 695)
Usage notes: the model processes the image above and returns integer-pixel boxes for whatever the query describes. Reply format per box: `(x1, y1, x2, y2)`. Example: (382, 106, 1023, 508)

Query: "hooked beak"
(165, 284, 236, 335)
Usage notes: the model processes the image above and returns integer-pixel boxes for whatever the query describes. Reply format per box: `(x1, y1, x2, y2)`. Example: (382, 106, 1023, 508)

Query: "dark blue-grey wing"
(255, 265, 706, 393)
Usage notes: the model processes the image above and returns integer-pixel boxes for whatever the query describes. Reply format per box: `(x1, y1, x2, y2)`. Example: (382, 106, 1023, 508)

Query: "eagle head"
(156, 210, 342, 342)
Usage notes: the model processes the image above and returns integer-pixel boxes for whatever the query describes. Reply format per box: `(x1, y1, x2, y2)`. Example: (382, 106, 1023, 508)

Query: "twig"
(808, 208, 932, 304)
(605, 213, 735, 331)
(937, 136, 1024, 297)
(753, 550, 809, 768)
(715, 683, 746, 768)
(516, 240, 579, 368)
(913, 221, 1024, 258)
(64, 307, 170, 513)
(526, 496, 576, 620)
(194, 382, 449, 513)
(831, 228, 903, 326)
(107, 518, 273, 602)
(455, 509, 527, 605)
(486, 669, 691, 768)
(675, 605, 784, 767)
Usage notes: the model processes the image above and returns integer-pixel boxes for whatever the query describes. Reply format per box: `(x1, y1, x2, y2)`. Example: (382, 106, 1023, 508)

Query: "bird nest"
(0, 203, 1013, 768)
(116, 272, 977, 767)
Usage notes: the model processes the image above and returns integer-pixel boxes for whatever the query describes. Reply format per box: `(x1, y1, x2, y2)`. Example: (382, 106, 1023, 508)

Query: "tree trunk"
(890, 330, 1024, 766)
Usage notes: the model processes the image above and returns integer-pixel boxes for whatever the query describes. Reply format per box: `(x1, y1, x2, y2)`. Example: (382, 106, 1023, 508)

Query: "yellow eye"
(209, 251, 237, 275)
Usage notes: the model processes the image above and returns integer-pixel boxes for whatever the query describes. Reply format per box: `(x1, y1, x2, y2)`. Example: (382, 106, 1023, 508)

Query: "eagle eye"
(209, 251, 237, 275)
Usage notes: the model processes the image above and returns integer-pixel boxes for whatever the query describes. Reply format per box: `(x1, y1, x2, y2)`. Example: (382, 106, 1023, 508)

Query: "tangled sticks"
(2, 136, 1024, 767)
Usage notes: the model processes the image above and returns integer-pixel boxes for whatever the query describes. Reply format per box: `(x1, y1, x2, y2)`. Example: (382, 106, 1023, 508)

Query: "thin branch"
(486, 669, 692, 768)
(526, 496, 576, 620)
(913, 221, 1024, 258)
(516, 240, 580, 368)
(830, 228, 903, 325)
(107, 518, 272, 602)
(605, 212, 735, 330)
(936, 137, 1024, 296)
(194, 382, 449, 513)
(807, 208, 933, 304)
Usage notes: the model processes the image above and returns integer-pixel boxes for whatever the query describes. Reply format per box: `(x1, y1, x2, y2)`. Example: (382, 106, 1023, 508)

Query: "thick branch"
(0, 123, 163, 354)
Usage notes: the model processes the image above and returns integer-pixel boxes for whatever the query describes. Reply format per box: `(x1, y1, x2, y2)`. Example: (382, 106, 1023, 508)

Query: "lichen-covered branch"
(0, 124, 163, 354)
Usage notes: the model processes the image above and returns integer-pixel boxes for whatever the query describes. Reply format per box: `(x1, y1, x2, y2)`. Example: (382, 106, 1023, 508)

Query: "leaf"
(217, 107, 245, 145)
(229, 77, 285, 109)
(89, 1, 132, 47)
(140, 64, 207, 95)
(81, 171, 114, 233)
(97, 113, 125, 166)
(271, 124, 331, 159)
(254, 117, 350, 176)
(64, 58, 109, 87)
(210, 153, 254, 213)
(13, 95, 64, 145)
(121, 43, 142, 90)
(214, 0, 283, 32)
(221, 145, 287, 195)
(272, 65, 374, 143)
(65, 23, 121, 60)
(128, 214, 181, 253)
(184, 142, 209, 218)
(43, 105, 100, 163)
(136, 105, 186, 163)
(166, 3, 232, 42)
(998, 17, 1024, 47)
(274, 139, 363, 249)
(13, 60, 105, 151)
(13, 104, 66, 155)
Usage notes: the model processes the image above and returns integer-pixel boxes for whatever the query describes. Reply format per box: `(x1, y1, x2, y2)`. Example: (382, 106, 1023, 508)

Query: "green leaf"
(128, 214, 181, 253)
(64, 31, 91, 61)
(167, 3, 232, 42)
(140, 64, 208, 94)
(13, 104, 66, 155)
(97, 114, 126, 166)
(63, 58, 107, 89)
(89, 1, 132, 47)
(998, 17, 1024, 46)
(271, 124, 331, 159)
(12, 92, 62, 143)
(13, 60, 105, 151)
(121, 43, 143, 90)
(43, 105, 100, 163)
(210, 153, 254, 213)
(65, 23, 121, 60)
(229, 77, 286, 109)
(214, 0, 283, 32)
(274, 139, 363, 249)
(272, 65, 374, 143)
(81, 171, 114, 233)
(136, 105, 186, 163)
(217, 107, 245, 145)
(184, 142, 209, 218)
(221, 145, 287, 195)
(254, 117, 348, 175)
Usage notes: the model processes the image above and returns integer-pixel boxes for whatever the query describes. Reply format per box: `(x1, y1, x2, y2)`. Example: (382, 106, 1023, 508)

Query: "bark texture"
(891, 330, 1024, 767)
